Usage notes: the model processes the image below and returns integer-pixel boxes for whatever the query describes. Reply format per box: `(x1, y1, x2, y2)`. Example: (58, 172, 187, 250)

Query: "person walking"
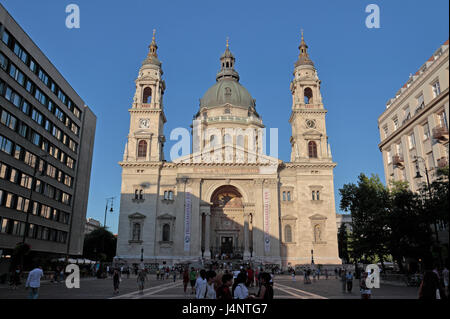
(137, 269, 147, 294)
(189, 267, 197, 295)
(25, 266, 43, 299)
(359, 272, 372, 299)
(216, 274, 233, 300)
(442, 267, 449, 298)
(199, 271, 217, 299)
(172, 268, 177, 282)
(419, 270, 442, 299)
(325, 269, 329, 280)
(182, 268, 190, 294)
(250, 273, 274, 300)
(233, 273, 249, 299)
(195, 270, 207, 299)
(340, 271, 347, 293)
(113, 269, 121, 295)
(11, 266, 21, 290)
(346, 271, 353, 293)
(291, 269, 296, 282)
(334, 268, 338, 279)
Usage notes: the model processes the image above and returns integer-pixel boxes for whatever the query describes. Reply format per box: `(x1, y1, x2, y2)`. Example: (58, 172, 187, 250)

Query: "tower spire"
(142, 28, 161, 66)
(216, 37, 239, 81)
(295, 29, 314, 67)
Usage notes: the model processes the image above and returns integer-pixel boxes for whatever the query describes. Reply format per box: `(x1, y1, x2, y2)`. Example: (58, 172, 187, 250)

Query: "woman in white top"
(233, 273, 249, 299)
(199, 271, 217, 299)
(195, 269, 207, 299)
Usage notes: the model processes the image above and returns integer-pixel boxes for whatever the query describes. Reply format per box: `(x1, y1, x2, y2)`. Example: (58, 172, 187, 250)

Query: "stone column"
(204, 210, 211, 258)
(243, 212, 250, 258)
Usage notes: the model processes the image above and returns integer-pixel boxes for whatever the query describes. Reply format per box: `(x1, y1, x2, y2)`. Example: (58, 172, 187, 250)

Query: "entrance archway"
(210, 185, 244, 259)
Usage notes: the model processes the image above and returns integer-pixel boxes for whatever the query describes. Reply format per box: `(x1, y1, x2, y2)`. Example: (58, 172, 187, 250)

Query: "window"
(138, 140, 147, 158)
(132, 223, 141, 241)
(236, 135, 244, 148)
(417, 94, 424, 108)
(0, 135, 13, 154)
(423, 123, 430, 140)
(9, 169, 18, 183)
(282, 191, 286, 201)
(383, 125, 388, 138)
(287, 191, 291, 201)
(162, 224, 170, 242)
(139, 190, 144, 200)
(168, 191, 173, 200)
(437, 110, 448, 129)
(0, 52, 7, 70)
(0, 162, 7, 179)
(285, 225, 292, 243)
(143, 87, 152, 103)
(393, 117, 399, 130)
(224, 134, 232, 145)
(304, 87, 313, 104)
(14, 145, 22, 160)
(1, 110, 17, 130)
(308, 141, 318, 158)
(20, 174, 32, 189)
(2, 30, 10, 45)
(32, 109, 43, 125)
(312, 191, 315, 201)
(316, 191, 320, 200)
(432, 81, 441, 98)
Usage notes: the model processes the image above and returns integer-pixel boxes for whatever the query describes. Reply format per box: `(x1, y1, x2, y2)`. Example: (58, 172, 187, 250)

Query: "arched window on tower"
(285, 225, 292, 243)
(308, 141, 318, 158)
(304, 87, 313, 104)
(162, 224, 170, 242)
(138, 140, 147, 158)
(143, 87, 152, 104)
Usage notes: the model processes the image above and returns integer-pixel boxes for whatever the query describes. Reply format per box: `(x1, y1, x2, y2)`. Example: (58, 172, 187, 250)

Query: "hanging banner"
(263, 188, 270, 252)
(184, 189, 192, 252)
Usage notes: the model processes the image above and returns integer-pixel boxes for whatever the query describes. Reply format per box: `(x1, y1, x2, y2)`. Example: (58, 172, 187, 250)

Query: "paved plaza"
(0, 275, 419, 299)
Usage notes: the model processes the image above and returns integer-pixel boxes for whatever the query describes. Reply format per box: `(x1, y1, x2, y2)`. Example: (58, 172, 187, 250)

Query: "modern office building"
(0, 4, 96, 260)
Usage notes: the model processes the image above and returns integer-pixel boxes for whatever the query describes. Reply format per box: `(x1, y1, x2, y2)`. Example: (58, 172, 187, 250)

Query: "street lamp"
(413, 155, 443, 267)
(103, 197, 115, 228)
(311, 249, 314, 265)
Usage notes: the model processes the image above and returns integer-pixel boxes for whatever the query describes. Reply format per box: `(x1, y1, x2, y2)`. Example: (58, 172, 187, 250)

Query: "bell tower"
(123, 30, 167, 162)
(289, 30, 332, 163)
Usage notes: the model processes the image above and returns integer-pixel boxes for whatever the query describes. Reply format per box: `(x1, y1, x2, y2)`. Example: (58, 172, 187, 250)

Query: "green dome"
(200, 78, 255, 109)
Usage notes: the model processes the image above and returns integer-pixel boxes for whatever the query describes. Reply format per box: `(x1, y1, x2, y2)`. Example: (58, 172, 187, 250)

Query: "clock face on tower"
(139, 119, 150, 128)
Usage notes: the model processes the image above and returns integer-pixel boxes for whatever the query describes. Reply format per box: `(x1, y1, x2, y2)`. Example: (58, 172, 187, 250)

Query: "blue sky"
(1, 0, 448, 234)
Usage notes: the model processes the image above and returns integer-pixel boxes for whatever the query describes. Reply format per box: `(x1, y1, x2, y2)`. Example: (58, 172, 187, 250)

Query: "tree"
(386, 181, 434, 272)
(337, 224, 349, 264)
(83, 228, 117, 262)
(339, 174, 390, 266)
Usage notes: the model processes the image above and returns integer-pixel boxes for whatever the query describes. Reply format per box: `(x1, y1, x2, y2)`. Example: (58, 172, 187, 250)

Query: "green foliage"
(82, 228, 117, 262)
(337, 224, 349, 263)
(339, 170, 448, 270)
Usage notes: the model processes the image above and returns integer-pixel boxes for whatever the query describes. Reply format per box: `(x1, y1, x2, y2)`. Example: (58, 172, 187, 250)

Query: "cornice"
(378, 88, 449, 150)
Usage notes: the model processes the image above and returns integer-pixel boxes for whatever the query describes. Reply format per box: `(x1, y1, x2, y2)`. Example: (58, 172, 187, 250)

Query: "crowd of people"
(181, 265, 274, 300)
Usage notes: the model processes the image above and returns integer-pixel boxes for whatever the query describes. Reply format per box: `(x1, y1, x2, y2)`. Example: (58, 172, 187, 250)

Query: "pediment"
(157, 213, 176, 220)
(303, 129, 322, 137)
(309, 213, 327, 220)
(281, 214, 297, 220)
(129, 212, 146, 219)
(174, 144, 281, 165)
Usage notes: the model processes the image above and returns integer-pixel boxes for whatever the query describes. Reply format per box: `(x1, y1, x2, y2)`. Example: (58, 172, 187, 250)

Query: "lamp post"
(103, 197, 115, 228)
(311, 249, 314, 265)
(413, 155, 443, 267)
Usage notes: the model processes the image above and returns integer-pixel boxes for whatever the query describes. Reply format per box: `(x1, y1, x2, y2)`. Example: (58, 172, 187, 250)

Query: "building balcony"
(437, 157, 448, 168)
(433, 125, 449, 143)
(392, 154, 405, 168)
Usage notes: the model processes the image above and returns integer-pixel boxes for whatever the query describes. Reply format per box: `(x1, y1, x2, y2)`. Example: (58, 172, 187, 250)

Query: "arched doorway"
(210, 185, 244, 259)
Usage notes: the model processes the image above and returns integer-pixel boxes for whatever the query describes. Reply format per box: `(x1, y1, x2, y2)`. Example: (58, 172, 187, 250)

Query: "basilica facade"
(115, 31, 341, 267)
